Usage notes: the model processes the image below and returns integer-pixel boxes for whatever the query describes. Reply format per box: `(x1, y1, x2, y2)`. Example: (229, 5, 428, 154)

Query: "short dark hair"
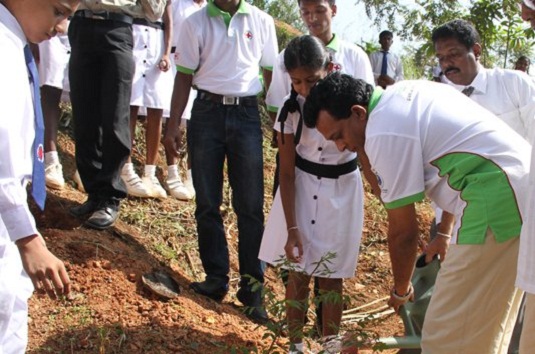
(297, 0, 336, 5)
(431, 19, 480, 50)
(304, 73, 374, 128)
(284, 35, 330, 72)
(379, 30, 393, 39)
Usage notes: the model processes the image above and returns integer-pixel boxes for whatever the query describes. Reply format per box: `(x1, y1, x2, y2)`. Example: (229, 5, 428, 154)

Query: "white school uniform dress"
(0, 4, 38, 353)
(265, 34, 374, 113)
(130, 21, 174, 113)
(37, 29, 71, 93)
(169, 0, 206, 121)
(369, 50, 404, 83)
(448, 66, 535, 142)
(259, 96, 364, 278)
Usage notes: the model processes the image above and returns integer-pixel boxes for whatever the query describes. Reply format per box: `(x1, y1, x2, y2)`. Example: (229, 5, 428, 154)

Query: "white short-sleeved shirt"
(175, 1, 278, 96)
(365, 81, 530, 245)
(369, 50, 404, 82)
(265, 34, 374, 113)
(259, 95, 363, 277)
(448, 67, 535, 142)
(0, 4, 39, 243)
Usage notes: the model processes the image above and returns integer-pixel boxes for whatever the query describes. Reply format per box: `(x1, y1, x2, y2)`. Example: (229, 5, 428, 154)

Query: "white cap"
(524, 0, 535, 10)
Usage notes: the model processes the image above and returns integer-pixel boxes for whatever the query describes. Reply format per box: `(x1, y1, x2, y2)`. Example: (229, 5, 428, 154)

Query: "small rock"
(128, 273, 137, 282)
(92, 260, 101, 268)
(204, 316, 216, 324)
(101, 260, 112, 270)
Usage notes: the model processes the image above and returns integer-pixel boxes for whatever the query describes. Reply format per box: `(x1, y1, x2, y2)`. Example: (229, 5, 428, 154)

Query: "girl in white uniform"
(258, 35, 364, 354)
(122, 0, 174, 198)
(37, 30, 71, 190)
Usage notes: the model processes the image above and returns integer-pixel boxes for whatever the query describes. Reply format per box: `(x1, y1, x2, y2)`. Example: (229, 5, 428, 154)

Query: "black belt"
(74, 9, 133, 25)
(133, 18, 164, 30)
(197, 90, 258, 106)
(295, 154, 358, 179)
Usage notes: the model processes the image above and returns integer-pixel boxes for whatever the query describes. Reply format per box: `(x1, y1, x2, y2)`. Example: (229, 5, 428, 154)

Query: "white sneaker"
(72, 170, 85, 193)
(165, 176, 193, 200)
(142, 175, 167, 199)
(45, 163, 65, 189)
(184, 172, 196, 199)
(121, 170, 151, 198)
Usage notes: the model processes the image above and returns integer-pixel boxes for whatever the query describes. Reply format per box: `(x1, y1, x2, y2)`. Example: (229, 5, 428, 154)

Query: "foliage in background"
(356, 0, 535, 73)
(248, 0, 307, 33)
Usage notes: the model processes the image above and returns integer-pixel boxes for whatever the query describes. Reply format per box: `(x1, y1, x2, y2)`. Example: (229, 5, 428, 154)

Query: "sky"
(332, 1, 405, 54)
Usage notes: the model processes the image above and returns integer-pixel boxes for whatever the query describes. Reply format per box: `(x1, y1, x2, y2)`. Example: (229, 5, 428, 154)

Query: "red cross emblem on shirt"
(37, 144, 44, 163)
(244, 31, 253, 40)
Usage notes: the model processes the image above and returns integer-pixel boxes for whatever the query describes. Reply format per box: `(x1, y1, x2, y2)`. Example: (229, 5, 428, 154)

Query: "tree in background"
(248, 0, 307, 33)
(357, 0, 534, 74)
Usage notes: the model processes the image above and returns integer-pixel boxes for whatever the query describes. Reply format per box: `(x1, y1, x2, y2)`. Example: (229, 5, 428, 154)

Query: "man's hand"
(163, 122, 183, 159)
(16, 234, 70, 299)
(425, 232, 451, 263)
(388, 284, 414, 314)
(158, 54, 171, 72)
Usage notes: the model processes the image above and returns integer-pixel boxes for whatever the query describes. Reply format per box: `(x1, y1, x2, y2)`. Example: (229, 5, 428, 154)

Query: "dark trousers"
(68, 17, 134, 200)
(187, 98, 265, 291)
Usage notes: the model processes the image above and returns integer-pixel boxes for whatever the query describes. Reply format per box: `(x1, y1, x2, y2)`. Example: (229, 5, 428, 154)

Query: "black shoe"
(69, 198, 99, 218)
(236, 288, 269, 325)
(83, 200, 119, 230)
(190, 279, 229, 302)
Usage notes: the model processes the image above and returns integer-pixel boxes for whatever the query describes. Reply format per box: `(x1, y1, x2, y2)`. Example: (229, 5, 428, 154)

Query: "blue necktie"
(380, 51, 388, 76)
(24, 45, 46, 210)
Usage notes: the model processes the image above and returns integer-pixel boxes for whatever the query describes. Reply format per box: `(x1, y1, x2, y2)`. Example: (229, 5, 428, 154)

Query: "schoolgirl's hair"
(278, 35, 331, 145)
(283, 35, 331, 73)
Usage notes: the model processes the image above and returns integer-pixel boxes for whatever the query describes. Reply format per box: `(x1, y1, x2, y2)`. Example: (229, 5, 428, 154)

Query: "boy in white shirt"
(0, 0, 75, 351)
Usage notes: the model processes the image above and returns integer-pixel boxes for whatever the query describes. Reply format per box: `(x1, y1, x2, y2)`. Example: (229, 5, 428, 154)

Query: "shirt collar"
(207, 0, 249, 17)
(451, 64, 487, 95)
(367, 86, 384, 118)
(325, 33, 340, 52)
(0, 3, 27, 48)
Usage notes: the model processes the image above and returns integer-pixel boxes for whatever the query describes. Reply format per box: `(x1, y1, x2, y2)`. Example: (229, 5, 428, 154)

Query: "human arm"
(140, 0, 167, 22)
(425, 210, 454, 263)
(163, 71, 192, 158)
(16, 234, 70, 298)
(278, 131, 302, 263)
(386, 203, 419, 313)
(158, 0, 172, 72)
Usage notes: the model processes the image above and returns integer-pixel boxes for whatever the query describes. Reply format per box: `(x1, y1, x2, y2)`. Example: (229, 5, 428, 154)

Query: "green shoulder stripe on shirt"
(262, 66, 273, 71)
(176, 65, 195, 75)
(384, 192, 425, 209)
(431, 152, 522, 244)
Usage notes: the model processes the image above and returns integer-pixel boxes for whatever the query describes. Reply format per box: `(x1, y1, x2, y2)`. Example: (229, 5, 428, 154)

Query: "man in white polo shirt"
(163, 0, 278, 324)
(432, 19, 535, 353)
(304, 73, 530, 354)
(517, 2, 535, 352)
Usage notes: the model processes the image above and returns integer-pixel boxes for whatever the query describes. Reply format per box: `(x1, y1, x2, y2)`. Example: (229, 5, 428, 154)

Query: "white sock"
(122, 162, 134, 175)
(167, 165, 179, 180)
(144, 165, 156, 178)
(44, 151, 59, 166)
